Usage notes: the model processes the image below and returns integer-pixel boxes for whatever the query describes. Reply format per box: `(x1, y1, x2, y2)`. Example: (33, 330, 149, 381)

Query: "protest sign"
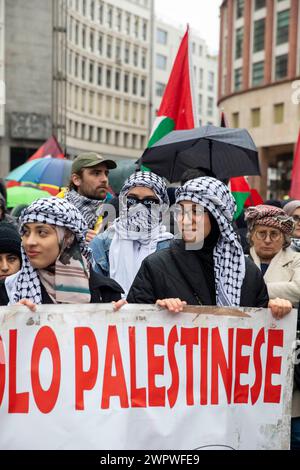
(0, 304, 297, 450)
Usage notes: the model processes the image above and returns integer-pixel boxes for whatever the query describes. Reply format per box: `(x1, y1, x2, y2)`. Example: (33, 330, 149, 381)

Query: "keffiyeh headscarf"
(175, 177, 245, 307)
(109, 171, 173, 295)
(65, 189, 105, 229)
(13, 198, 92, 305)
(245, 205, 294, 235)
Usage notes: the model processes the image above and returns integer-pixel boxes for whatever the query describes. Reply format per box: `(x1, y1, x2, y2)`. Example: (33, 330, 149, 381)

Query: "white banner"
(0, 304, 297, 450)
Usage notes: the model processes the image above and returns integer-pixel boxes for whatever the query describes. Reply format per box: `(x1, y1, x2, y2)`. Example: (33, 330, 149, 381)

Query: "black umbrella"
(138, 125, 260, 183)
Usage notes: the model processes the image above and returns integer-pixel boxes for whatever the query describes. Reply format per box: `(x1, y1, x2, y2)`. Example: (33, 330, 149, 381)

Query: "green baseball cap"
(72, 152, 117, 173)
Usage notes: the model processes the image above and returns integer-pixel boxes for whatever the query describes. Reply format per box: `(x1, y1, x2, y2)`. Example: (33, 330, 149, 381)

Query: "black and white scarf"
(65, 189, 104, 229)
(12, 198, 92, 304)
(175, 177, 245, 307)
(109, 171, 173, 295)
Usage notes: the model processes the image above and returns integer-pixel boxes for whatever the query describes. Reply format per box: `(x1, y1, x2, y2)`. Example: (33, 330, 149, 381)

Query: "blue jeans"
(291, 417, 300, 450)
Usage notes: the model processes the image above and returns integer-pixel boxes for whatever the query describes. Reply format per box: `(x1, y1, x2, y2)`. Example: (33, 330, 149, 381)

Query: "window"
(82, 0, 86, 16)
(232, 112, 239, 128)
(141, 78, 146, 97)
(97, 65, 102, 86)
(106, 68, 111, 88)
(99, 2, 103, 23)
(98, 35, 103, 55)
(89, 62, 94, 83)
(275, 54, 288, 80)
(253, 19, 265, 53)
(125, 43, 130, 64)
(115, 98, 120, 120)
(207, 97, 214, 117)
(156, 82, 165, 97)
(107, 37, 112, 58)
(117, 10, 122, 32)
(124, 73, 129, 93)
(255, 0, 265, 9)
(199, 68, 203, 88)
(82, 58, 86, 80)
(274, 103, 284, 124)
(115, 70, 120, 91)
(75, 22, 79, 44)
(125, 14, 130, 35)
(97, 94, 103, 115)
(133, 75, 138, 95)
(75, 55, 78, 77)
(141, 50, 147, 69)
(234, 68, 243, 91)
(107, 7, 113, 28)
(82, 28, 86, 48)
(236, 0, 244, 19)
(90, 31, 94, 52)
(89, 91, 94, 114)
(251, 108, 261, 127)
(90, 0, 95, 20)
(208, 71, 214, 91)
(252, 61, 264, 86)
(116, 40, 121, 61)
(157, 28, 167, 45)
(276, 10, 290, 45)
(134, 17, 139, 38)
(198, 94, 203, 115)
(235, 27, 243, 59)
(156, 54, 167, 70)
(133, 47, 138, 67)
(142, 21, 147, 41)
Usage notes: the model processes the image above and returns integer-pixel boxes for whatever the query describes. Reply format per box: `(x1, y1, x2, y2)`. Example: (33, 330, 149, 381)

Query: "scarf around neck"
(65, 189, 105, 229)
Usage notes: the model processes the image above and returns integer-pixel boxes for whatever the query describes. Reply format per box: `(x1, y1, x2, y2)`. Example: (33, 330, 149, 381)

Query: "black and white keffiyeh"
(13, 198, 92, 304)
(175, 177, 246, 307)
(65, 189, 104, 229)
(109, 171, 172, 295)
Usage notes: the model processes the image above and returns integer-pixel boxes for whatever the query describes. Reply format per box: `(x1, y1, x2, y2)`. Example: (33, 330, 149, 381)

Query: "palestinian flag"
(28, 136, 64, 161)
(229, 176, 251, 220)
(147, 26, 198, 148)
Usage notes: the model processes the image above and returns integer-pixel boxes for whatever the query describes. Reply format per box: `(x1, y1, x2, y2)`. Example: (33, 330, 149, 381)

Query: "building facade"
(153, 19, 219, 128)
(218, 0, 300, 199)
(66, 0, 153, 162)
(0, 0, 53, 176)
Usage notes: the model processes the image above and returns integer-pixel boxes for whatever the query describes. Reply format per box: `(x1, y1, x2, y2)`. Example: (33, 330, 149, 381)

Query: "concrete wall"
(0, 0, 53, 176)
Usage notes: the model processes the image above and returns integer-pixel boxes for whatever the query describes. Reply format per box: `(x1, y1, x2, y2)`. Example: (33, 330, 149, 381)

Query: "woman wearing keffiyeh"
(0, 198, 124, 307)
(127, 177, 292, 319)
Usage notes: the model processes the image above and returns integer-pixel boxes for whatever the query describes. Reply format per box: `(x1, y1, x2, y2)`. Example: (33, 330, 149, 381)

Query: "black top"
(127, 239, 269, 308)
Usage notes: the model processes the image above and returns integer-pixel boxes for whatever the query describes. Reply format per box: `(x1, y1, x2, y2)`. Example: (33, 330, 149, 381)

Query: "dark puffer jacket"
(127, 242, 269, 307)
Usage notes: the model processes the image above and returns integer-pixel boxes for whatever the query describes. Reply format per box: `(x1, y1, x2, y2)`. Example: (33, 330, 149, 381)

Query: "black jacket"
(127, 243, 269, 308)
(0, 269, 123, 306)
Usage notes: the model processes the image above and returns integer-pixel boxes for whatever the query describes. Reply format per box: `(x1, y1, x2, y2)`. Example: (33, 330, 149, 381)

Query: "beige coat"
(250, 247, 300, 307)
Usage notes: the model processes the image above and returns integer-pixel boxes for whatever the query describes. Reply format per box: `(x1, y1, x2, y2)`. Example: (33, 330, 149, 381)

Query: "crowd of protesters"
(0, 152, 299, 449)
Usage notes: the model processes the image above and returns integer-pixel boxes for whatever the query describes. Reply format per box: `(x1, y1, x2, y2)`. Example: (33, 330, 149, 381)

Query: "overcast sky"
(155, 0, 222, 54)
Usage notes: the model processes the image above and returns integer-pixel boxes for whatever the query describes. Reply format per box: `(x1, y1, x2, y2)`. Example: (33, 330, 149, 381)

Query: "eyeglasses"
(254, 230, 282, 241)
(126, 195, 160, 210)
(293, 215, 300, 223)
(174, 204, 208, 220)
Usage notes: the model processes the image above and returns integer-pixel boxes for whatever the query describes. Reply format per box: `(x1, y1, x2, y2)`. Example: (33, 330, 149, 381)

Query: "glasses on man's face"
(126, 195, 160, 210)
(293, 215, 300, 224)
(254, 229, 282, 241)
(174, 204, 207, 221)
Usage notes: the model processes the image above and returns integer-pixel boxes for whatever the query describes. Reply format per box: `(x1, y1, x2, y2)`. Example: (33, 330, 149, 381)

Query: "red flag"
(220, 111, 228, 128)
(290, 130, 300, 199)
(28, 136, 64, 161)
(148, 26, 197, 147)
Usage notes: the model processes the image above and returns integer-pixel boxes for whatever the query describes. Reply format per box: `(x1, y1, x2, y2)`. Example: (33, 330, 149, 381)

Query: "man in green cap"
(62, 152, 117, 242)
